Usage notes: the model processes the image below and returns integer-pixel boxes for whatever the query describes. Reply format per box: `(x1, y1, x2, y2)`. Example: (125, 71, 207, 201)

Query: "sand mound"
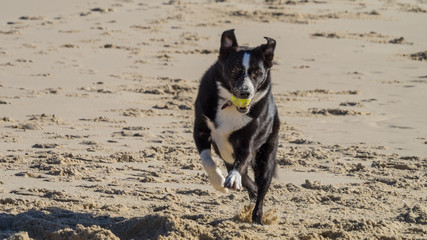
(5, 232, 33, 240)
(113, 214, 212, 240)
(48, 225, 119, 240)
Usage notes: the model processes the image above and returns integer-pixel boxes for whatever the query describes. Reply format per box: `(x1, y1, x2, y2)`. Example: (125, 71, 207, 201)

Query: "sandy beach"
(0, 0, 426, 239)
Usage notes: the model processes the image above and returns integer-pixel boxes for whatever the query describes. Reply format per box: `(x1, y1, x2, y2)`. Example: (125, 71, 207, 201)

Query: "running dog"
(193, 29, 279, 224)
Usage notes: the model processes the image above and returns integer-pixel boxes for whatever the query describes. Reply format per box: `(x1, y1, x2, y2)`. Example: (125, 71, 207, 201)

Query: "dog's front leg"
(200, 149, 228, 193)
(224, 149, 252, 191)
(194, 118, 229, 193)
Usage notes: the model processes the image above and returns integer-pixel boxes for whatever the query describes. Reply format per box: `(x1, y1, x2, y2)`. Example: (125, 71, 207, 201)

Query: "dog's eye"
(231, 66, 241, 75)
(251, 69, 262, 78)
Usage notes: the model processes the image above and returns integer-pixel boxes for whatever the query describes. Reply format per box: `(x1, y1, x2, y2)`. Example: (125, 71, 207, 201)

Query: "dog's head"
(217, 29, 276, 114)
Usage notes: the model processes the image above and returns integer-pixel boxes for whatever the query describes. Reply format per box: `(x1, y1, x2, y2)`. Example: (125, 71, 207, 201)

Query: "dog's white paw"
(224, 170, 242, 191)
(208, 167, 229, 193)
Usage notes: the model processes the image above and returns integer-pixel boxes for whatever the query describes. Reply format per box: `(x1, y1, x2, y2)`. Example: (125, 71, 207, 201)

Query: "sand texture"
(0, 0, 426, 239)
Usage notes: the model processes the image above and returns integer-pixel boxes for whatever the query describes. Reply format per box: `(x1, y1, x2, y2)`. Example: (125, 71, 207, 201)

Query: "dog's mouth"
(236, 105, 250, 114)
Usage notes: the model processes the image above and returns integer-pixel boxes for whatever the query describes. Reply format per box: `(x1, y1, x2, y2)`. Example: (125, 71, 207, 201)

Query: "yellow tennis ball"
(231, 95, 251, 108)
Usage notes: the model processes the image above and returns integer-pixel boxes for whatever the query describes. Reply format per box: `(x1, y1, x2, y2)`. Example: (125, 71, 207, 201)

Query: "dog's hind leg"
(242, 173, 258, 201)
(252, 116, 279, 225)
(252, 152, 275, 224)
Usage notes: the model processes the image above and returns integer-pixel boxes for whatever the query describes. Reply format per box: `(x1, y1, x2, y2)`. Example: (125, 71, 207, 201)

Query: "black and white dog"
(193, 29, 280, 224)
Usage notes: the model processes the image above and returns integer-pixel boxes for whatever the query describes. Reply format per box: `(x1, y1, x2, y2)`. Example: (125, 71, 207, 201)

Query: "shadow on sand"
(0, 207, 180, 240)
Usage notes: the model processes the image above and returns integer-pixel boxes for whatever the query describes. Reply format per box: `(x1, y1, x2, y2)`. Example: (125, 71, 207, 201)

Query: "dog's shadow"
(0, 207, 178, 240)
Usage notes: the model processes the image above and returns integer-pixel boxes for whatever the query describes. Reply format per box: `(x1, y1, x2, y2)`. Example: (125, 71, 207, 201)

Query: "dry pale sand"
(0, 0, 426, 239)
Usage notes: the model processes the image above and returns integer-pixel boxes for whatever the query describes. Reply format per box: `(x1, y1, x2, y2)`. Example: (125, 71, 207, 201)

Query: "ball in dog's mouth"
(232, 96, 251, 114)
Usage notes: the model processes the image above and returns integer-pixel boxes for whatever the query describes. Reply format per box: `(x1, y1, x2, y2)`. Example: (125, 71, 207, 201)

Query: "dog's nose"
(239, 90, 250, 99)
(238, 85, 251, 99)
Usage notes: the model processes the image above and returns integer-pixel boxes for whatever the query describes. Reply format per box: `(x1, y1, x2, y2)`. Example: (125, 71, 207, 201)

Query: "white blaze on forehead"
(242, 52, 254, 99)
(242, 52, 251, 76)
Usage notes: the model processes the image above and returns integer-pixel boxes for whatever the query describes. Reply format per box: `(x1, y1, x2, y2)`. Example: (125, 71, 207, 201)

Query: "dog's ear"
(219, 29, 238, 59)
(261, 37, 276, 68)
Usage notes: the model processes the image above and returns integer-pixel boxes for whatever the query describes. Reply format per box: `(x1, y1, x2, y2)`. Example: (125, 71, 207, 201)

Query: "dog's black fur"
(193, 29, 279, 224)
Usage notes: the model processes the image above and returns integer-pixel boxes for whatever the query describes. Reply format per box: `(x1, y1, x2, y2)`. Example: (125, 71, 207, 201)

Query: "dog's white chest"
(206, 105, 252, 164)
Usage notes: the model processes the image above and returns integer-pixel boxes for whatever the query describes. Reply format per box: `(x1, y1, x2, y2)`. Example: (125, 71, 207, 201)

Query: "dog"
(193, 29, 279, 224)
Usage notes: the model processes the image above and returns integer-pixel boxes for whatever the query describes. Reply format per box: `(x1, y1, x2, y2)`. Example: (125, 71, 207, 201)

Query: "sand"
(0, 0, 426, 239)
